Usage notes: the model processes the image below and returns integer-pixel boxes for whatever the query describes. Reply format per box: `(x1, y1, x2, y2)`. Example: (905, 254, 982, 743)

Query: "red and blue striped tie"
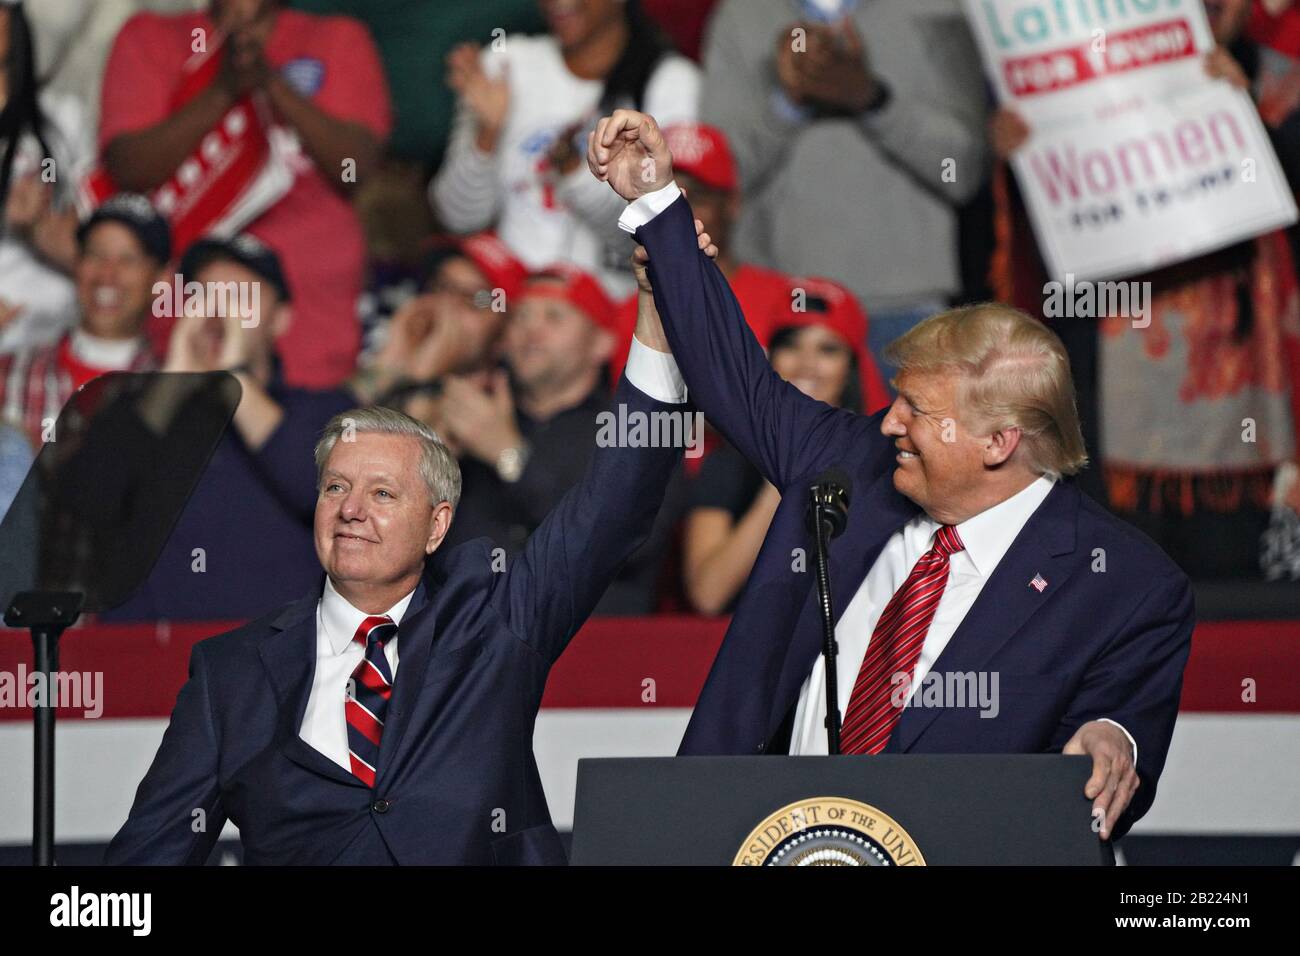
(840, 524, 965, 755)
(346, 615, 398, 787)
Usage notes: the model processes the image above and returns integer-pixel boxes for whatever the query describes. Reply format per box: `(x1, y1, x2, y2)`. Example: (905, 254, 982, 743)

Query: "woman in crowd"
(431, 0, 699, 298)
(683, 276, 888, 615)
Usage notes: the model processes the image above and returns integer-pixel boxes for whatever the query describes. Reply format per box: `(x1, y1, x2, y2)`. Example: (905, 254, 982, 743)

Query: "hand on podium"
(1064, 719, 1139, 841)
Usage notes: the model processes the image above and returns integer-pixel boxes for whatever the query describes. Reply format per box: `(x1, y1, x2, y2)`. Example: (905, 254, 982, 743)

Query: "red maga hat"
(663, 122, 738, 194)
(522, 263, 618, 332)
(459, 232, 528, 303)
(767, 276, 891, 414)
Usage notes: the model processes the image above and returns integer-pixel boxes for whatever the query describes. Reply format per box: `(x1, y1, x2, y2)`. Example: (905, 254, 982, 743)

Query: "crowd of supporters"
(0, 0, 1297, 623)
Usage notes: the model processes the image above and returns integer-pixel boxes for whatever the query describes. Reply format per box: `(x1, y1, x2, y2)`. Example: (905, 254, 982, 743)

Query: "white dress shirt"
(615, 184, 1137, 762)
(793, 476, 1055, 754)
(791, 480, 1135, 758)
(299, 578, 417, 771)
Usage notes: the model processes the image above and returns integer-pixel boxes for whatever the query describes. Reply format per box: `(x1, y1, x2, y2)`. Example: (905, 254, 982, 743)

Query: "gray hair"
(314, 406, 462, 511)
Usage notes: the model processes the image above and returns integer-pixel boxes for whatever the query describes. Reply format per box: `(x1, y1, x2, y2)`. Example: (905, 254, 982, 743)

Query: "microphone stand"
(807, 479, 849, 755)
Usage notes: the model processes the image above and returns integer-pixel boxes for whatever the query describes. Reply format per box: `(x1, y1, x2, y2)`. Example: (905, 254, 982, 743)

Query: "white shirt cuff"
(624, 334, 687, 404)
(617, 181, 682, 234)
(1097, 718, 1138, 767)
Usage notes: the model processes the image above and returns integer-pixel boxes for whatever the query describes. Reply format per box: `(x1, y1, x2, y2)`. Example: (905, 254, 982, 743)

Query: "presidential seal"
(732, 797, 926, 866)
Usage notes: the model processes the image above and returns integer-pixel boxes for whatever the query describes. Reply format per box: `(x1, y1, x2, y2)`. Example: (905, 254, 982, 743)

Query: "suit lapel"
(892, 480, 1081, 752)
(257, 584, 364, 787)
(375, 545, 505, 785)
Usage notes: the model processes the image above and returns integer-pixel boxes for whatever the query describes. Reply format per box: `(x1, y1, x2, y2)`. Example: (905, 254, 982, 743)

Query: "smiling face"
(314, 432, 451, 606)
(880, 368, 1000, 524)
(770, 324, 853, 407)
(878, 304, 1078, 523)
(506, 285, 612, 395)
(75, 222, 163, 340)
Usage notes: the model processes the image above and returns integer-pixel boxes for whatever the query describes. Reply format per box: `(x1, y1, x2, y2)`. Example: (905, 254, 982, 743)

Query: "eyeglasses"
(428, 279, 495, 311)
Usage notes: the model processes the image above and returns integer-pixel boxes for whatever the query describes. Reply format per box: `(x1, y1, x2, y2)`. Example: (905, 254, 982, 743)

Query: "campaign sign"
(963, 0, 1297, 281)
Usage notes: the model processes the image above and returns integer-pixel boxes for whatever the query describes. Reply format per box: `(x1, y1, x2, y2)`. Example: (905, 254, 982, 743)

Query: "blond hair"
(883, 303, 1088, 478)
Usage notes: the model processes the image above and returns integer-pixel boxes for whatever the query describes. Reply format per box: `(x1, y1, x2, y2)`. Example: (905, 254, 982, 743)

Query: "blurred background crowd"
(0, 0, 1298, 625)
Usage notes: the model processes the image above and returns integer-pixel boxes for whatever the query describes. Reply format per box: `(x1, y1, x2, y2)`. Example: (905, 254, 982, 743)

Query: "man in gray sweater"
(700, 0, 989, 383)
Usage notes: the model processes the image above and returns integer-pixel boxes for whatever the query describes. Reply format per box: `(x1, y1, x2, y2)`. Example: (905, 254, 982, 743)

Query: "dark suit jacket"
(105, 375, 682, 864)
(635, 195, 1194, 841)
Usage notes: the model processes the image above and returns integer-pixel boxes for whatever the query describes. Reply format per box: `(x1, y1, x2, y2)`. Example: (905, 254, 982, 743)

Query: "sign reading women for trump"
(963, 0, 1297, 281)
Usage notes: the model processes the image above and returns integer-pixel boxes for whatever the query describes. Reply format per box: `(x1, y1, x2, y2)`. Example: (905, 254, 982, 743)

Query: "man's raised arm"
(586, 110, 875, 491)
(492, 222, 717, 664)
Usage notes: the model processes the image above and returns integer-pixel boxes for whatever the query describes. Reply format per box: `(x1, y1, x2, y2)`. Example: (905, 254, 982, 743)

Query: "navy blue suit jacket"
(105, 376, 681, 864)
(636, 196, 1194, 840)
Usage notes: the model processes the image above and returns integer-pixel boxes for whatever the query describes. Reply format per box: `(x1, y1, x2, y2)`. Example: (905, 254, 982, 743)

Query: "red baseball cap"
(522, 263, 618, 332)
(766, 276, 891, 414)
(459, 232, 528, 304)
(663, 122, 738, 194)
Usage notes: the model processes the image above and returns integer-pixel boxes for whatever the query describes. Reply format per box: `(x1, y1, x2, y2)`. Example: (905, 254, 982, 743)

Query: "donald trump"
(587, 109, 1194, 842)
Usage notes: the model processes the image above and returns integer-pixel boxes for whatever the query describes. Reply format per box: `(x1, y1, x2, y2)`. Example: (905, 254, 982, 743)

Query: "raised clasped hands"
(586, 109, 675, 202)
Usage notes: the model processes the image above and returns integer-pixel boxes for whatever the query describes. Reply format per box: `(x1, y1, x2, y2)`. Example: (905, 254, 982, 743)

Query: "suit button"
(371, 799, 390, 814)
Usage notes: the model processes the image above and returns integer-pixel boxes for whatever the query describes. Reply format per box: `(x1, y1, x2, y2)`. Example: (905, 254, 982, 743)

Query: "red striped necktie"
(345, 615, 398, 787)
(840, 524, 965, 755)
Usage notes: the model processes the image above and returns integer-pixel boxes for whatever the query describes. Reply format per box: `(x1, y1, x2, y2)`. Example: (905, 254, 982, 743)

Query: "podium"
(570, 755, 1114, 865)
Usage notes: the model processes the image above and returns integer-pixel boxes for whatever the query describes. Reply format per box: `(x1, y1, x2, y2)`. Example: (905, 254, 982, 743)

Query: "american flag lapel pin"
(1029, 573, 1048, 593)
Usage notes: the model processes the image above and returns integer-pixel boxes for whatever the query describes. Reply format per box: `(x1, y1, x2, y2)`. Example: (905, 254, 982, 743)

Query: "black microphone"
(806, 467, 852, 540)
(805, 467, 853, 754)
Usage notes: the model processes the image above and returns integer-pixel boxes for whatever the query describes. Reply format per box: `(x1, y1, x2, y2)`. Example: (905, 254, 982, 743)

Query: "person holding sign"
(988, 45, 1300, 581)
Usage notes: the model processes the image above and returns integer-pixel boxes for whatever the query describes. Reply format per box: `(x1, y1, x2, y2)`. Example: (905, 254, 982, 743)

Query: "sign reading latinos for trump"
(962, 0, 1297, 282)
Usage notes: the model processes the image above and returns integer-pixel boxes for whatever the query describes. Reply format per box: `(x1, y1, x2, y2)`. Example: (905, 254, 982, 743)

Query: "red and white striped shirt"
(0, 332, 156, 448)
